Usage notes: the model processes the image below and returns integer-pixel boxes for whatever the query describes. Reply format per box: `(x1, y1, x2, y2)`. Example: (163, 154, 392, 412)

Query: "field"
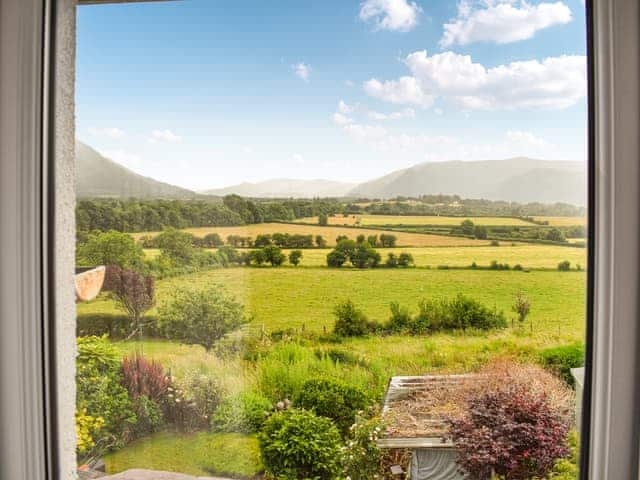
(533, 216, 587, 226)
(295, 214, 538, 227)
(79, 267, 585, 337)
(131, 223, 490, 247)
(143, 243, 585, 269)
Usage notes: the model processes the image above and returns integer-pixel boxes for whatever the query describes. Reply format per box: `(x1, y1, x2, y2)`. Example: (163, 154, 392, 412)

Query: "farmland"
(132, 223, 490, 247)
(78, 214, 587, 478)
(295, 214, 540, 227)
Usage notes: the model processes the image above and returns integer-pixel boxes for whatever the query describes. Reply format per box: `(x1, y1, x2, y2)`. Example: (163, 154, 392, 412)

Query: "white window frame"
(1, 0, 639, 478)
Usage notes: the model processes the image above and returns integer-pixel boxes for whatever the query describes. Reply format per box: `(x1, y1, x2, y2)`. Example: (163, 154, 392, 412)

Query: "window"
(1, 1, 640, 479)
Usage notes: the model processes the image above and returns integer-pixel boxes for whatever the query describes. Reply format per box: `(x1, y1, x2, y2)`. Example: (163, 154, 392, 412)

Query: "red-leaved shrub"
(121, 353, 170, 403)
(447, 362, 572, 480)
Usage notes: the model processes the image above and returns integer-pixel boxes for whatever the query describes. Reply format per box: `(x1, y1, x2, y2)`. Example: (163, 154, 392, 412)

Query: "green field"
(296, 214, 552, 227)
(79, 267, 585, 337)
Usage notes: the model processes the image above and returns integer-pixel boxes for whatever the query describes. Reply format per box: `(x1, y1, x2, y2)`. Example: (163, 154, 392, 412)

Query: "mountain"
(75, 142, 196, 199)
(202, 179, 356, 198)
(348, 158, 586, 205)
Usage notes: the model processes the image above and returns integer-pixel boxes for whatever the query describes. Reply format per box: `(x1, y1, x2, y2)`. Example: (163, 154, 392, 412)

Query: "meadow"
(131, 223, 490, 247)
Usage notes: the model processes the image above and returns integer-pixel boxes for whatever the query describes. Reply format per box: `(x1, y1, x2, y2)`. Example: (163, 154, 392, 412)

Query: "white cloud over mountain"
(359, 0, 422, 32)
(364, 50, 586, 110)
(148, 129, 182, 144)
(441, 0, 572, 47)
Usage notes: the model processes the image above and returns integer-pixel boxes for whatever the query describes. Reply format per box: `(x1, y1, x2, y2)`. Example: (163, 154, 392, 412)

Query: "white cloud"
(434, 107, 444, 115)
(343, 123, 389, 143)
(242, 146, 254, 154)
(368, 107, 416, 120)
(148, 129, 182, 144)
(364, 76, 435, 108)
(292, 153, 305, 165)
(359, 0, 422, 32)
(338, 100, 355, 114)
(88, 127, 125, 139)
(332, 112, 354, 126)
(441, 0, 572, 47)
(345, 80, 356, 87)
(365, 50, 586, 110)
(293, 62, 311, 82)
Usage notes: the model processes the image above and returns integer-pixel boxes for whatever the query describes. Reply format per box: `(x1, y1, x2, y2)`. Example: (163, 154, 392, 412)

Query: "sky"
(76, 0, 588, 191)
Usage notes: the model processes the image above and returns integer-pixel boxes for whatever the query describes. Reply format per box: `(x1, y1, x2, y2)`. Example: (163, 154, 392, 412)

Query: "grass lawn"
(295, 214, 538, 227)
(130, 223, 489, 248)
(79, 267, 586, 337)
(103, 431, 262, 479)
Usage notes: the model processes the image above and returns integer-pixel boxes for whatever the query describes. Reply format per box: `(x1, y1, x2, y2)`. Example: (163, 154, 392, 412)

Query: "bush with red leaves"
(121, 353, 170, 403)
(107, 266, 155, 336)
(447, 384, 571, 480)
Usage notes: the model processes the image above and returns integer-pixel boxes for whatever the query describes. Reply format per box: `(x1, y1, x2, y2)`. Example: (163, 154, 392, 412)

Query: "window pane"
(74, 1, 588, 479)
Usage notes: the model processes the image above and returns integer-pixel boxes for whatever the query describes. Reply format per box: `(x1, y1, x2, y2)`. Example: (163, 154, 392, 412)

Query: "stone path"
(100, 469, 233, 480)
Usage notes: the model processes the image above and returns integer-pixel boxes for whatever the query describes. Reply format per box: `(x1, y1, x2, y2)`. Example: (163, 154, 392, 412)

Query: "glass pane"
(74, 1, 588, 479)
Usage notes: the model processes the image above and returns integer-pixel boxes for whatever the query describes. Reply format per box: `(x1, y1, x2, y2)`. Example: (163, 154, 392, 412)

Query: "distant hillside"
(202, 178, 356, 198)
(76, 142, 196, 199)
(349, 158, 586, 205)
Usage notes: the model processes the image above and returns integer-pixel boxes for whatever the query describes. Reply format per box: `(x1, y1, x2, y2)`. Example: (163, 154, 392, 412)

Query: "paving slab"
(101, 469, 232, 480)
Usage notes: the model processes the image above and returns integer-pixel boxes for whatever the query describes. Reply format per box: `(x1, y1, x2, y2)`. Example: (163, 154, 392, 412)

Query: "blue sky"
(76, 0, 588, 190)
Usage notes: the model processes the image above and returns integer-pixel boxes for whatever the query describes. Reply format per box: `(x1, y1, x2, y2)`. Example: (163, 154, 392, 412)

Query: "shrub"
(248, 249, 266, 266)
(512, 291, 531, 324)
(474, 225, 488, 239)
(259, 409, 342, 479)
(351, 242, 381, 268)
(159, 286, 247, 351)
(319, 213, 328, 225)
(76, 337, 136, 453)
(443, 362, 573, 480)
(490, 239, 500, 246)
(165, 370, 223, 432)
(333, 300, 373, 337)
(211, 391, 273, 433)
(558, 260, 572, 271)
(288, 249, 303, 266)
(155, 229, 197, 266)
(513, 263, 524, 271)
(539, 343, 585, 386)
(389, 295, 507, 335)
(379, 233, 397, 247)
(447, 378, 571, 480)
(129, 395, 165, 437)
(120, 353, 171, 403)
(489, 260, 509, 270)
(294, 378, 369, 436)
(75, 409, 105, 456)
(397, 252, 414, 267)
(203, 232, 224, 247)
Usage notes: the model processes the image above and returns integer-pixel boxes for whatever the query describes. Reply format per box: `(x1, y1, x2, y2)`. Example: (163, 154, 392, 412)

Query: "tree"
(159, 286, 246, 351)
(155, 229, 195, 265)
(203, 233, 224, 248)
(315, 235, 327, 248)
(254, 234, 272, 248)
(249, 249, 266, 266)
(288, 250, 303, 266)
(333, 300, 372, 337)
(351, 242, 380, 268)
(327, 250, 347, 267)
(318, 213, 328, 226)
(335, 235, 349, 243)
(356, 234, 366, 244)
(367, 235, 379, 247)
(379, 233, 397, 247)
(546, 228, 566, 243)
(558, 260, 571, 271)
(77, 230, 144, 270)
(385, 253, 398, 268)
(109, 266, 155, 336)
(263, 245, 286, 266)
(397, 252, 414, 267)
(461, 219, 475, 235)
(473, 225, 488, 240)
(512, 292, 531, 324)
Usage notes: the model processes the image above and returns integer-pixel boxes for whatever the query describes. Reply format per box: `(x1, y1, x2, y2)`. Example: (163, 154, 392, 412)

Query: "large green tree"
(77, 230, 144, 270)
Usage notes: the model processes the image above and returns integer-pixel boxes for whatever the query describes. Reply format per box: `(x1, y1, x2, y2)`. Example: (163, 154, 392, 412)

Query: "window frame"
(1, 0, 639, 478)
